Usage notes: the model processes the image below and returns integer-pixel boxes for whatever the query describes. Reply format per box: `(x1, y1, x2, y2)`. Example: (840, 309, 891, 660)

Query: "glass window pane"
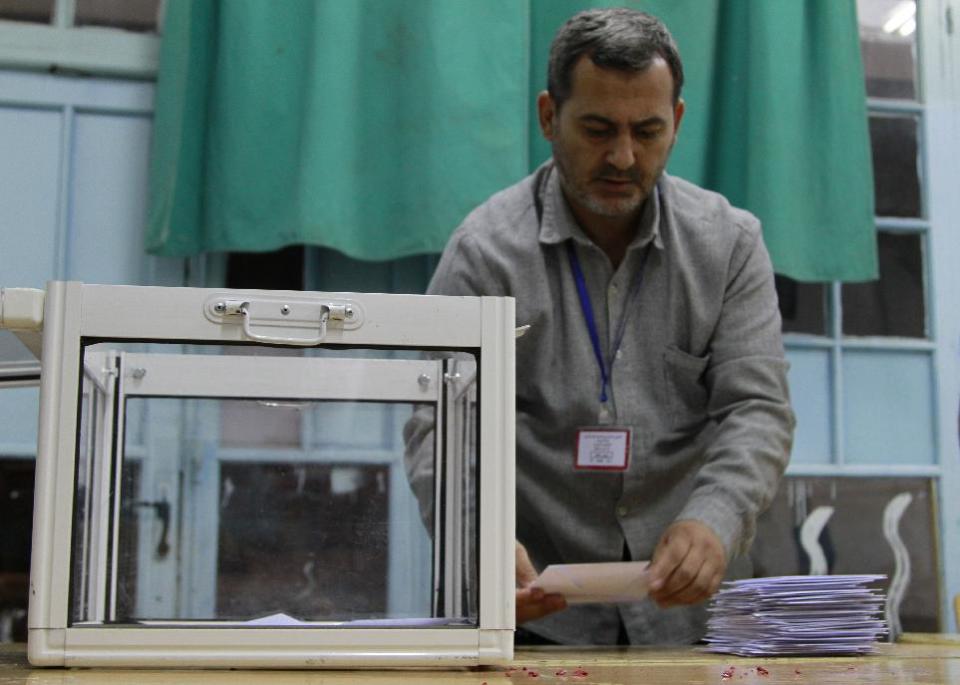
(842, 232, 925, 337)
(74, 0, 160, 32)
(858, 0, 919, 99)
(71, 341, 478, 627)
(0, 457, 34, 643)
(0, 330, 41, 373)
(226, 246, 305, 291)
(753, 476, 939, 632)
(784, 349, 833, 465)
(870, 114, 922, 218)
(0, 329, 40, 383)
(776, 276, 828, 335)
(0, 0, 53, 24)
(842, 350, 934, 464)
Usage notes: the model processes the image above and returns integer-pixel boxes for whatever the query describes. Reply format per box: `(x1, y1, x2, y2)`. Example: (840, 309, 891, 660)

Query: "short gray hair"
(547, 8, 684, 107)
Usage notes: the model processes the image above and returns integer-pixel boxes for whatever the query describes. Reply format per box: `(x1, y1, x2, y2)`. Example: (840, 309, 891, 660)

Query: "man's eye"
(584, 128, 610, 138)
(636, 128, 660, 140)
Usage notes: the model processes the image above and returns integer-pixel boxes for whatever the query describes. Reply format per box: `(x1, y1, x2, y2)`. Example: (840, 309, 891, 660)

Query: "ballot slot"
(67, 340, 479, 628)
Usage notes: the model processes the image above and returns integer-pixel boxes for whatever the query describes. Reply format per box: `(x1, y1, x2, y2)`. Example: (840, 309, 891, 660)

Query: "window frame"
(782, 0, 960, 632)
(0, 0, 160, 79)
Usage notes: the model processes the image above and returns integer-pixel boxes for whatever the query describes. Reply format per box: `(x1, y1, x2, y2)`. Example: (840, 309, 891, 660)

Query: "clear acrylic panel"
(74, 0, 161, 32)
(219, 399, 303, 448)
(70, 341, 478, 627)
(218, 346, 306, 449)
(857, 0, 919, 100)
(0, 0, 53, 24)
(213, 460, 391, 621)
(870, 114, 922, 218)
(842, 232, 926, 338)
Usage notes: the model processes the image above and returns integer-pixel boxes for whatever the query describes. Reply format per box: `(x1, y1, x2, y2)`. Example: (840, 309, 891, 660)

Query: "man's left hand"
(646, 520, 727, 608)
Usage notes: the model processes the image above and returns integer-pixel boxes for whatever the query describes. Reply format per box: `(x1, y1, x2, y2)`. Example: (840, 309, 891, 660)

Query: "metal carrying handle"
(240, 301, 329, 346)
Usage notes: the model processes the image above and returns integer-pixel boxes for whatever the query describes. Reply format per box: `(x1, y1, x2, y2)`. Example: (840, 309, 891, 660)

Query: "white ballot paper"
(703, 574, 888, 656)
(530, 561, 650, 604)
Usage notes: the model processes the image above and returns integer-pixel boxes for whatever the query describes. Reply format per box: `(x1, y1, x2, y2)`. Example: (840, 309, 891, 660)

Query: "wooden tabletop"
(2, 638, 959, 685)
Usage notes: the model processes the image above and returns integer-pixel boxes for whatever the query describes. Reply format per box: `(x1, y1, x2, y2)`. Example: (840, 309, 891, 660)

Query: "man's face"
(539, 55, 684, 223)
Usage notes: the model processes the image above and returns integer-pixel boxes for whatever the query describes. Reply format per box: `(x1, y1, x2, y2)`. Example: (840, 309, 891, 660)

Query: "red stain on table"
(721, 665, 736, 680)
(756, 665, 770, 676)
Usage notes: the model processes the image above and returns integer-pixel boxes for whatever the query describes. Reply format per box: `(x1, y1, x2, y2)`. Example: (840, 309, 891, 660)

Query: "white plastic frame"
(0, 287, 44, 387)
(27, 282, 516, 668)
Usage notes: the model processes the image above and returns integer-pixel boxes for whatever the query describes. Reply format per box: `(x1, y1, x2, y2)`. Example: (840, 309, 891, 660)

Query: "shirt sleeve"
(426, 228, 503, 297)
(675, 220, 796, 560)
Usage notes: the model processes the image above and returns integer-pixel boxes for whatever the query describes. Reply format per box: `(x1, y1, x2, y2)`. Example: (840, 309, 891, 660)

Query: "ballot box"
(0, 283, 515, 668)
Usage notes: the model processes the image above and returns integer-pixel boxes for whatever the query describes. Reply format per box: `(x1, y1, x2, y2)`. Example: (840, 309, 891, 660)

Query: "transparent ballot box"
(0, 283, 515, 667)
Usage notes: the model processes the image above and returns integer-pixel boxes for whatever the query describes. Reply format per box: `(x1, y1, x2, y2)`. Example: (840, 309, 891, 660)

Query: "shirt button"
(616, 349, 623, 360)
(616, 506, 629, 517)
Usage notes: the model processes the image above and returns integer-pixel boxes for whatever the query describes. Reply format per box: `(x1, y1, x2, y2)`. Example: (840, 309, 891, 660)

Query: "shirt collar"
(538, 160, 663, 252)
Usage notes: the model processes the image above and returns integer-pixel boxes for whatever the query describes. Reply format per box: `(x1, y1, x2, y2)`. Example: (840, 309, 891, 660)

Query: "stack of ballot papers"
(704, 575, 888, 656)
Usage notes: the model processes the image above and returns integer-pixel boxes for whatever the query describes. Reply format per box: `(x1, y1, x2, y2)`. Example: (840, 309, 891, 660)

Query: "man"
(418, 8, 794, 645)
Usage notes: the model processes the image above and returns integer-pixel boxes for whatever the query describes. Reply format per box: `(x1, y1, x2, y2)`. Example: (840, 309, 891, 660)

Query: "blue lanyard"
(566, 241, 650, 406)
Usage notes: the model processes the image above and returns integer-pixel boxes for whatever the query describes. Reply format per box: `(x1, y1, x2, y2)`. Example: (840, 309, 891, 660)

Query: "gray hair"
(547, 8, 684, 107)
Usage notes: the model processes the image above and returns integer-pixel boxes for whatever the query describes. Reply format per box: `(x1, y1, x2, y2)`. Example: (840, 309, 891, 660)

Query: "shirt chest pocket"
(662, 345, 710, 430)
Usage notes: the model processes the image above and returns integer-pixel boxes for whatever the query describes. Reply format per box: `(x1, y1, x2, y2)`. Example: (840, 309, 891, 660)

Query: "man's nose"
(606, 133, 635, 170)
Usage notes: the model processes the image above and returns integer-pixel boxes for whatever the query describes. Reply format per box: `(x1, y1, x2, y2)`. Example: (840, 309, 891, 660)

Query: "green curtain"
(148, 0, 877, 283)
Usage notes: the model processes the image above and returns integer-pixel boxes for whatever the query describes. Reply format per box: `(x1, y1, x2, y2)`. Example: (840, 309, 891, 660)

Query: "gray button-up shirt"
(421, 160, 794, 644)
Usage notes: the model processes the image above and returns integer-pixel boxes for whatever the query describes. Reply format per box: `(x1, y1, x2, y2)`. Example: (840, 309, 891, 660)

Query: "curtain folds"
(148, 0, 877, 282)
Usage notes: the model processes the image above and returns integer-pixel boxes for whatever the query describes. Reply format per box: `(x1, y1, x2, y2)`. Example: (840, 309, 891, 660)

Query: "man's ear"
(672, 97, 686, 140)
(537, 91, 557, 141)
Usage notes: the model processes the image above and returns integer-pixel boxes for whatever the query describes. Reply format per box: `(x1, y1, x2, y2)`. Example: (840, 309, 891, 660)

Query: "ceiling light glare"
(883, 1, 916, 34)
(897, 17, 917, 36)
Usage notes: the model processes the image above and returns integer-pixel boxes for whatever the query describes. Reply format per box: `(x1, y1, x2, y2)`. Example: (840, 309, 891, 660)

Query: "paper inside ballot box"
(530, 561, 650, 604)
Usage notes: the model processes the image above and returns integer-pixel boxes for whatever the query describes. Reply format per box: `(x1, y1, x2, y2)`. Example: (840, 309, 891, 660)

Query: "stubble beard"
(552, 145, 661, 219)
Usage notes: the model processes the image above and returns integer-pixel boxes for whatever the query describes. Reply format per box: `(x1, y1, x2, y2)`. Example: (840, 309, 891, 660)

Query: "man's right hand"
(515, 541, 567, 624)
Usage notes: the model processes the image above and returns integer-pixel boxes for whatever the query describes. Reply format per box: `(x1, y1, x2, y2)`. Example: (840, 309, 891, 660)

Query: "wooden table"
(2, 637, 959, 684)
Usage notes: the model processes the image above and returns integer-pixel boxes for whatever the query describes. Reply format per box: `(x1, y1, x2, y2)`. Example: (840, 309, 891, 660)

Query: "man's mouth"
(596, 177, 636, 191)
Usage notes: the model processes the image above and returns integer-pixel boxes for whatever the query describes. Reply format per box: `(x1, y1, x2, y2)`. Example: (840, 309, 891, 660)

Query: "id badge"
(574, 427, 631, 471)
